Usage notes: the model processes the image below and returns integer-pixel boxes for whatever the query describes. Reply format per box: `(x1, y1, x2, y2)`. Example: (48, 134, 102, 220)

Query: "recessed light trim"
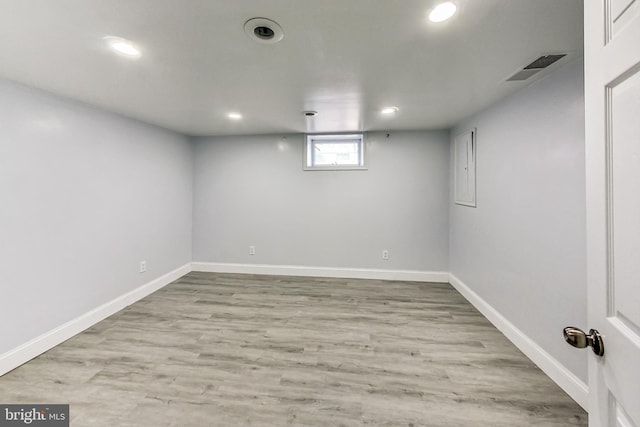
(381, 106, 399, 114)
(244, 18, 284, 44)
(104, 36, 141, 57)
(227, 112, 243, 120)
(429, 2, 457, 23)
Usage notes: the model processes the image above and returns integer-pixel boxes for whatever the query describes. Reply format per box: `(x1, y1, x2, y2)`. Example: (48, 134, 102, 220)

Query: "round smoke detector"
(244, 18, 284, 44)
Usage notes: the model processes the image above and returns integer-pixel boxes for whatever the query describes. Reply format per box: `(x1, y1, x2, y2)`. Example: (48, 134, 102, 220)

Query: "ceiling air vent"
(507, 54, 567, 81)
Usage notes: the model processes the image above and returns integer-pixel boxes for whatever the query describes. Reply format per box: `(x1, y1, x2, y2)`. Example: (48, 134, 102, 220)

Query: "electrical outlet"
(139, 260, 147, 273)
(382, 250, 389, 260)
(249, 246, 255, 255)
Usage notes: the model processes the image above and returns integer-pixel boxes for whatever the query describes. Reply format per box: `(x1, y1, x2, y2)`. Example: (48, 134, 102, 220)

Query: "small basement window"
(304, 134, 366, 170)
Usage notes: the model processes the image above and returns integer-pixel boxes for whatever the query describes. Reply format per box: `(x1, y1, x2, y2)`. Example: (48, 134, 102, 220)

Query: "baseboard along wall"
(191, 262, 449, 283)
(0, 263, 191, 377)
(448, 273, 588, 410)
(0, 262, 587, 411)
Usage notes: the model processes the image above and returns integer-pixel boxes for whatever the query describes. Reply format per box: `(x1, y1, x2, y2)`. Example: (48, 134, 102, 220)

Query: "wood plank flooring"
(0, 272, 587, 426)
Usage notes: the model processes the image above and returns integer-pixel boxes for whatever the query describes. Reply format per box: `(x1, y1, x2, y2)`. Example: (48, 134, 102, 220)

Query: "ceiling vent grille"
(507, 54, 567, 81)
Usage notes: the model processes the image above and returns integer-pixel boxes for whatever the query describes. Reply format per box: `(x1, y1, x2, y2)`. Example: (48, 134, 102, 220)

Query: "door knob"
(563, 326, 605, 356)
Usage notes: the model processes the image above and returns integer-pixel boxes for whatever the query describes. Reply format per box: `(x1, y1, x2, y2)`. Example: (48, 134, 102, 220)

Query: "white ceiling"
(0, 0, 583, 136)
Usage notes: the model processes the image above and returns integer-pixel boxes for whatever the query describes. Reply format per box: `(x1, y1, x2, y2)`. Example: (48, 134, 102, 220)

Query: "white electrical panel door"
(454, 129, 476, 207)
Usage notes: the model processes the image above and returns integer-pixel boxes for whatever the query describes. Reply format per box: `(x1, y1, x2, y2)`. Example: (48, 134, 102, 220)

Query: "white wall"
(0, 62, 587, 405)
(0, 80, 193, 357)
(449, 58, 587, 384)
(192, 131, 449, 272)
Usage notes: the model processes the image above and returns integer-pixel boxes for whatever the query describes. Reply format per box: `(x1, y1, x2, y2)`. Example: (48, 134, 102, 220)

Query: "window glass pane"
(305, 134, 364, 169)
(312, 142, 359, 166)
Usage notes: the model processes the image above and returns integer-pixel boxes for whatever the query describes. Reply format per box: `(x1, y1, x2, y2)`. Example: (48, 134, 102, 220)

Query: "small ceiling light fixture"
(303, 110, 318, 117)
(244, 18, 284, 44)
(227, 112, 243, 120)
(429, 2, 457, 23)
(381, 106, 399, 114)
(104, 36, 141, 57)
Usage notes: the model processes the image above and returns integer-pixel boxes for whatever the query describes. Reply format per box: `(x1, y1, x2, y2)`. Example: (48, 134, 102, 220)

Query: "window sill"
(303, 166, 368, 171)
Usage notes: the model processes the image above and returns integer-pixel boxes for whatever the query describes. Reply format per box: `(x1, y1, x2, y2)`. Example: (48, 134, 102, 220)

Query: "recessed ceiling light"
(104, 36, 141, 57)
(381, 106, 399, 114)
(429, 2, 457, 23)
(227, 112, 243, 120)
(244, 18, 284, 44)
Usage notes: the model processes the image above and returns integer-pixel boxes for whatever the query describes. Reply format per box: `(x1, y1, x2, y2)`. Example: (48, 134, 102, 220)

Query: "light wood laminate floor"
(0, 272, 587, 426)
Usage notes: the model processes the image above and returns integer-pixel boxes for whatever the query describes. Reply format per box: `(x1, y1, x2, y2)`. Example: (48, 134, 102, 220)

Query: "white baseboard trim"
(0, 263, 191, 377)
(0, 263, 586, 412)
(448, 273, 588, 410)
(191, 262, 449, 283)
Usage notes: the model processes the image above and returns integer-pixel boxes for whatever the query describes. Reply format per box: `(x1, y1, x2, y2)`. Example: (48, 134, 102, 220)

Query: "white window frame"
(303, 133, 367, 171)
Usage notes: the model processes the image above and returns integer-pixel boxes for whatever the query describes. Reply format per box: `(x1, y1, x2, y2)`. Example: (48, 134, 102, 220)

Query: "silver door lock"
(563, 326, 605, 356)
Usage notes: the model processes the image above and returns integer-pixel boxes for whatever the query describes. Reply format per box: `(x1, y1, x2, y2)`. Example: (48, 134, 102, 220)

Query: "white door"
(584, 1, 640, 426)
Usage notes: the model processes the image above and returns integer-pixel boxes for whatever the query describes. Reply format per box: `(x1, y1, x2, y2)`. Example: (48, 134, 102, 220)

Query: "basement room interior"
(2, 0, 639, 426)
